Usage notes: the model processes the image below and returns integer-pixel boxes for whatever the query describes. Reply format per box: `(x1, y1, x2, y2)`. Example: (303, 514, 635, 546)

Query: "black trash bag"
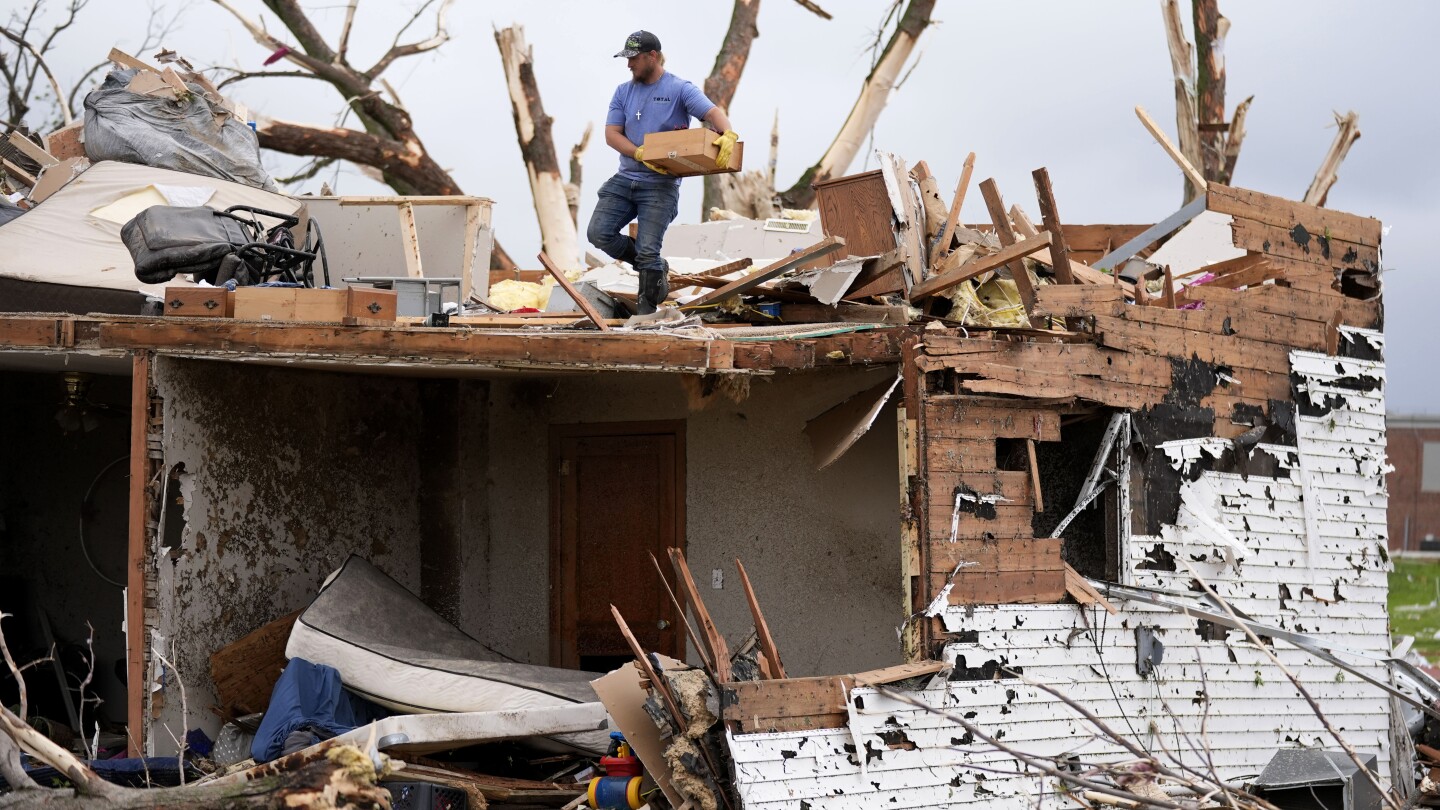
(83, 68, 277, 191)
(122, 205, 250, 285)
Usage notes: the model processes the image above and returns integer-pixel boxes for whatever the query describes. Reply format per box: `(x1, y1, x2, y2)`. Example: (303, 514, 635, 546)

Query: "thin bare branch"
(214, 68, 320, 90)
(336, 0, 357, 63)
(791, 0, 833, 19)
(0, 24, 73, 125)
(874, 687, 1188, 810)
(365, 0, 454, 79)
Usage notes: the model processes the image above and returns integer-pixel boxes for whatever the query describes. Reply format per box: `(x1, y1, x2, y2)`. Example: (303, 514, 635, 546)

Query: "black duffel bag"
(122, 205, 251, 285)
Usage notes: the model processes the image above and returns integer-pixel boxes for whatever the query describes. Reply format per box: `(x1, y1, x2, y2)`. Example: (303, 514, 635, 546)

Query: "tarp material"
(84, 68, 277, 191)
(250, 657, 388, 763)
(0, 161, 301, 295)
(287, 556, 608, 753)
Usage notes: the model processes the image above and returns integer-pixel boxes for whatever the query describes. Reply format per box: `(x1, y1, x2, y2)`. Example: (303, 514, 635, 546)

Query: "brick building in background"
(1388, 415, 1440, 551)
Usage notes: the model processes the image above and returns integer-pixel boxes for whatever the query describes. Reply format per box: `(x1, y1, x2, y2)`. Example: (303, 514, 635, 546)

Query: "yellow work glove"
(632, 146, 671, 175)
(712, 130, 739, 168)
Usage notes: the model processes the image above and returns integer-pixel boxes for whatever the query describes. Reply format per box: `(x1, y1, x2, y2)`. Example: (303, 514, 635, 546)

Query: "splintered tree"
(495, 24, 580, 269)
(778, 0, 935, 209)
(1161, 0, 1251, 203)
(1160, 0, 1358, 209)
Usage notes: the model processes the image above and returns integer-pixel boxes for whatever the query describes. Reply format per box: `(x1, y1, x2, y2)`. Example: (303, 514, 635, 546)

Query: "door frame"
(548, 419, 687, 668)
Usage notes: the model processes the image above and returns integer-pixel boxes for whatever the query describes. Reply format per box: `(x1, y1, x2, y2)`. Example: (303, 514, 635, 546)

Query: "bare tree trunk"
(701, 0, 762, 216)
(1303, 111, 1360, 207)
(567, 122, 593, 225)
(1193, 0, 1228, 182)
(778, 0, 935, 209)
(495, 24, 579, 269)
(1160, 0, 1204, 203)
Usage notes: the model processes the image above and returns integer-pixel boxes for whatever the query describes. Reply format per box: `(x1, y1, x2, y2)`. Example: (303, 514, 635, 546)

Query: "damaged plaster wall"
(149, 358, 431, 747)
(727, 331, 1396, 809)
(480, 366, 905, 677)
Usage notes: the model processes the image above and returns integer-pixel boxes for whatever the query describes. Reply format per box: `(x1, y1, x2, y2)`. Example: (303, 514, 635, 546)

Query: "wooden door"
(550, 421, 685, 671)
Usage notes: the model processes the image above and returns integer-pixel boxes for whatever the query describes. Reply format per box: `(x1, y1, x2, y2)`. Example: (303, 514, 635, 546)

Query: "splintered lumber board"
(688, 236, 845, 307)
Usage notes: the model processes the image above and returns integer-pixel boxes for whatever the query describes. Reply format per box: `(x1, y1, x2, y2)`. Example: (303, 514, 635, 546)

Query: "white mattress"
(286, 555, 609, 753)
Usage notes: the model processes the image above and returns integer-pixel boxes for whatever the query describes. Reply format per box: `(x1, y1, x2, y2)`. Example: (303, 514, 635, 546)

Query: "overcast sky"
(29, 0, 1440, 412)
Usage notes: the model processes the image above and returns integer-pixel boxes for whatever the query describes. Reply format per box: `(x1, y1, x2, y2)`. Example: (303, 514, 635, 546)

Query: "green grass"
(1390, 557, 1440, 657)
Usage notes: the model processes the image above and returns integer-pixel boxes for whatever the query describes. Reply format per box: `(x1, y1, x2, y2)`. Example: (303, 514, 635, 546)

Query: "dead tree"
(778, 0, 935, 209)
(495, 25, 580, 269)
(1161, 0, 1252, 202)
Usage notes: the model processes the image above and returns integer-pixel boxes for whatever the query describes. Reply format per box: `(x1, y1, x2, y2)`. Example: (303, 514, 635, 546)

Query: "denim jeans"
(586, 174, 680, 314)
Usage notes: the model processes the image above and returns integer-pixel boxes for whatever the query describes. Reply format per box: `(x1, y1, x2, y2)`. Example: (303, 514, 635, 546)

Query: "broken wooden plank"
(929, 152, 975, 266)
(1135, 104, 1207, 195)
(907, 231, 1051, 302)
(735, 559, 786, 680)
(1032, 168, 1075, 285)
(1033, 285, 1124, 318)
(722, 676, 851, 733)
(6, 131, 59, 168)
(611, 605, 686, 722)
(107, 47, 160, 73)
(1206, 183, 1381, 247)
(1064, 563, 1118, 615)
(398, 202, 424, 279)
(979, 178, 1038, 324)
(687, 237, 845, 307)
(538, 251, 611, 332)
(649, 552, 714, 674)
(667, 548, 731, 683)
(210, 609, 302, 718)
(923, 398, 1062, 441)
(1026, 439, 1044, 513)
(851, 661, 946, 687)
(1229, 217, 1378, 271)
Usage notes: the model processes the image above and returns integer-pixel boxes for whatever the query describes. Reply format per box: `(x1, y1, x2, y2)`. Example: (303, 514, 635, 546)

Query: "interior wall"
(480, 366, 906, 677)
(151, 358, 433, 744)
(0, 370, 131, 731)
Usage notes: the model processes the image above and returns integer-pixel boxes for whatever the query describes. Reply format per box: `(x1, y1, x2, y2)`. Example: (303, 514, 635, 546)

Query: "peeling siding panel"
(728, 338, 1394, 808)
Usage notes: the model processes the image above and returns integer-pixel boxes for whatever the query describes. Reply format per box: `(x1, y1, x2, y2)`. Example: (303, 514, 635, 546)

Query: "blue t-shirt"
(606, 71, 716, 184)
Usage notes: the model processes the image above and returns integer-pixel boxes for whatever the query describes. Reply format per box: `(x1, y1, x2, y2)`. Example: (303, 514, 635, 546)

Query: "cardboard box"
(163, 286, 233, 318)
(641, 129, 743, 177)
(233, 287, 398, 324)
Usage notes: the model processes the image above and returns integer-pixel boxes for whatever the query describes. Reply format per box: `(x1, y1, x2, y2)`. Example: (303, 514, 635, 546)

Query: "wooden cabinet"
(813, 170, 897, 265)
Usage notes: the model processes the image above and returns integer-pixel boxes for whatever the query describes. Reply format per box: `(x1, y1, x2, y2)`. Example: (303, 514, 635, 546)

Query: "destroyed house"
(0, 135, 1417, 808)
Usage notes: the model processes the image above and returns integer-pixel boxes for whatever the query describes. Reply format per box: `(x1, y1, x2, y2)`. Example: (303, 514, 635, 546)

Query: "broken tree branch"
(366, 0, 455, 79)
(1302, 110, 1360, 208)
(1193, 0, 1228, 183)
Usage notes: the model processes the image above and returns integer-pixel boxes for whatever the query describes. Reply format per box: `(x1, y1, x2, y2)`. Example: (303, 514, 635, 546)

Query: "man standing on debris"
(587, 30, 738, 315)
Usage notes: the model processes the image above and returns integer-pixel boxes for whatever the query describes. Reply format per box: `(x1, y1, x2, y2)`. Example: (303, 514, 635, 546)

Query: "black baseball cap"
(614, 30, 661, 58)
